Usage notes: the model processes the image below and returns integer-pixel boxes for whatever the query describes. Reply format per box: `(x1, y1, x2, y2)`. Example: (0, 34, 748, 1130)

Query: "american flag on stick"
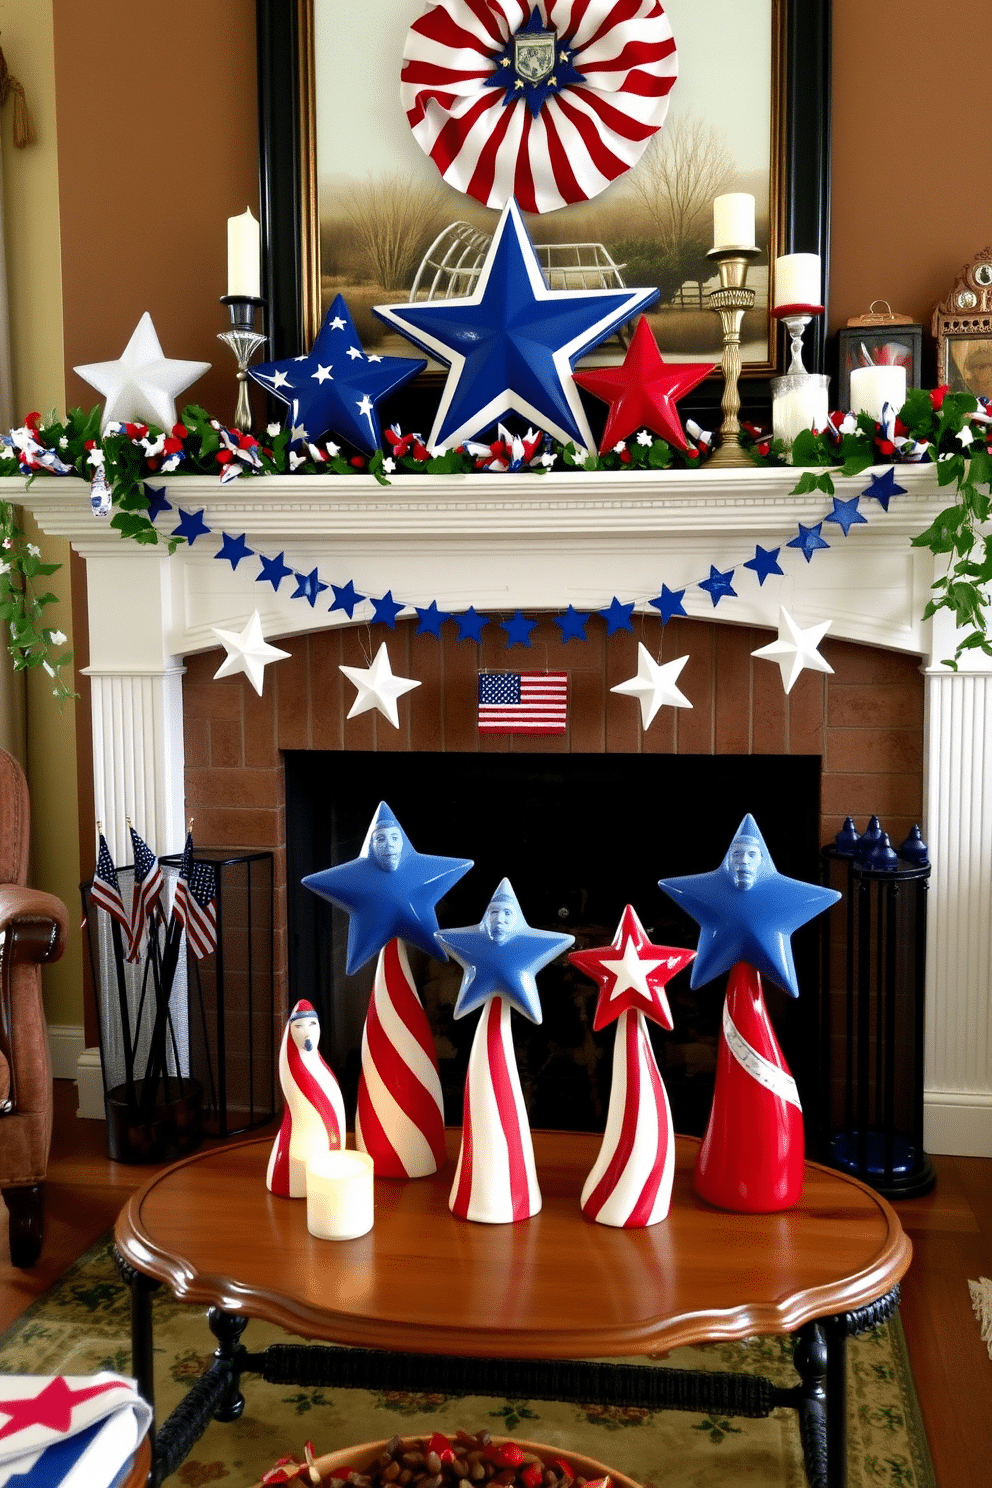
(89, 831, 131, 950)
(173, 833, 217, 960)
(478, 671, 568, 735)
(127, 824, 163, 963)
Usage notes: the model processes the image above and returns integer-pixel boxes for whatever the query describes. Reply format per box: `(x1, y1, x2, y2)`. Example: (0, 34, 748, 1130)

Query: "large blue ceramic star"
(825, 496, 867, 536)
(303, 801, 474, 974)
(698, 566, 737, 607)
(863, 467, 906, 511)
(256, 551, 294, 591)
(330, 580, 365, 619)
(216, 532, 255, 570)
(788, 522, 830, 563)
(501, 611, 537, 648)
(455, 607, 490, 643)
(247, 295, 426, 456)
(436, 878, 574, 1024)
(172, 507, 211, 545)
(599, 597, 635, 635)
(554, 606, 589, 643)
(649, 585, 687, 623)
(658, 814, 841, 998)
(373, 198, 657, 451)
(743, 545, 783, 585)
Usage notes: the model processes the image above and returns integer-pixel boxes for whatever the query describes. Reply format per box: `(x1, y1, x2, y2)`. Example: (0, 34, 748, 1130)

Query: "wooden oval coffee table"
(115, 1130, 911, 1488)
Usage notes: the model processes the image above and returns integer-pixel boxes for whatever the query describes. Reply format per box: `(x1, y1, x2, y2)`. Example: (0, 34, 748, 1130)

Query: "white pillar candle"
(771, 374, 830, 449)
(712, 193, 755, 251)
(773, 254, 821, 309)
(227, 207, 260, 298)
(849, 365, 907, 422)
(305, 1150, 374, 1240)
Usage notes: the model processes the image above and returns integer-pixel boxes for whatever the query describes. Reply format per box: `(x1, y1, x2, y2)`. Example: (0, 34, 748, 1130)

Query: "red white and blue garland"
(401, 0, 678, 212)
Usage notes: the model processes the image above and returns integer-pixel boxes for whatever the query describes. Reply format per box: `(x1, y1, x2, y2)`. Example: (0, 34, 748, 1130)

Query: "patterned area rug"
(0, 1238, 934, 1488)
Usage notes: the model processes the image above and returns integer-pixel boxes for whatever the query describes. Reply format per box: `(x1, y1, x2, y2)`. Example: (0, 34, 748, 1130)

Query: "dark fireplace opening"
(286, 751, 822, 1139)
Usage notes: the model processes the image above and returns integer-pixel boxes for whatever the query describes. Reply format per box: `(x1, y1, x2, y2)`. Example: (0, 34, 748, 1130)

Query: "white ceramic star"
(751, 606, 834, 694)
(610, 642, 692, 727)
(211, 611, 290, 696)
(340, 642, 421, 728)
(601, 938, 673, 1004)
(74, 312, 211, 433)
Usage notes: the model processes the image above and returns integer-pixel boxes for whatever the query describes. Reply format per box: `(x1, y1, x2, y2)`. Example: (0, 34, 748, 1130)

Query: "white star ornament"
(211, 611, 290, 696)
(751, 606, 833, 694)
(340, 642, 421, 728)
(74, 312, 210, 433)
(611, 643, 692, 728)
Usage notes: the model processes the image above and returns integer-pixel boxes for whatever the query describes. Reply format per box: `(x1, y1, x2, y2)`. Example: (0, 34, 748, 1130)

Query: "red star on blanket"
(0, 1376, 123, 1441)
(569, 904, 695, 1032)
(573, 316, 716, 454)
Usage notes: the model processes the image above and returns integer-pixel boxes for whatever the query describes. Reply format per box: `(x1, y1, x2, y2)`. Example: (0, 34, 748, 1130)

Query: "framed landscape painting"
(257, 0, 830, 418)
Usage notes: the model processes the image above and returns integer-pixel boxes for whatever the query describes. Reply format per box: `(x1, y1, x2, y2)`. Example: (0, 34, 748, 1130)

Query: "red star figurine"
(570, 904, 695, 1032)
(0, 1376, 123, 1441)
(572, 316, 716, 454)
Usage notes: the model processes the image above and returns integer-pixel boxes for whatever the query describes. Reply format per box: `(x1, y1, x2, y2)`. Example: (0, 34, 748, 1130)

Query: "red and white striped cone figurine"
(581, 1007, 675, 1227)
(449, 995, 541, 1224)
(694, 960, 804, 1212)
(355, 937, 447, 1178)
(266, 1000, 347, 1198)
(569, 904, 694, 1229)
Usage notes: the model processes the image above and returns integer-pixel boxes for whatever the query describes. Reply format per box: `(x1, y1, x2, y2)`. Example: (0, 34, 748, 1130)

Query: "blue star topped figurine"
(302, 801, 473, 973)
(373, 198, 658, 452)
(437, 880, 574, 1225)
(247, 295, 426, 456)
(658, 814, 841, 999)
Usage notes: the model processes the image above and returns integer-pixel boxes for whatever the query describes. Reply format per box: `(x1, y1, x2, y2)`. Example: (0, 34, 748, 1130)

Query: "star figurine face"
(751, 607, 834, 694)
(435, 877, 575, 1024)
(658, 814, 841, 998)
(569, 905, 695, 1032)
(302, 801, 473, 973)
(572, 316, 716, 454)
(373, 198, 658, 452)
(73, 311, 211, 434)
(248, 295, 425, 455)
(339, 641, 420, 729)
(211, 610, 290, 696)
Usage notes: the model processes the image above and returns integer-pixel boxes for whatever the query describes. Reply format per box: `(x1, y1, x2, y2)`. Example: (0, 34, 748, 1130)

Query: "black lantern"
(835, 306, 923, 411)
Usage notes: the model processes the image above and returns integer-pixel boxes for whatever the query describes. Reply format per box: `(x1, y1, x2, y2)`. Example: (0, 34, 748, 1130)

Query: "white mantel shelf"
(9, 462, 992, 1157)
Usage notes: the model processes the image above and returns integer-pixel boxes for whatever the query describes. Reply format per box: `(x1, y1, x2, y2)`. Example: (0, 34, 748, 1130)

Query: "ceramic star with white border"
(303, 800, 473, 972)
(211, 610, 290, 696)
(611, 642, 692, 728)
(436, 878, 574, 1024)
(74, 312, 210, 434)
(340, 641, 420, 728)
(373, 198, 658, 451)
(247, 295, 425, 455)
(752, 606, 833, 694)
(569, 904, 695, 1032)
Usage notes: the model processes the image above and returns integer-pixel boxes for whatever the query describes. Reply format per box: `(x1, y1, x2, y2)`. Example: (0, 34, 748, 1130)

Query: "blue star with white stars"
(303, 801, 474, 975)
(247, 295, 426, 456)
(436, 878, 574, 1024)
(483, 8, 586, 119)
(599, 597, 635, 634)
(743, 545, 783, 585)
(863, 467, 906, 511)
(373, 198, 657, 451)
(456, 608, 489, 643)
(216, 532, 254, 570)
(172, 508, 210, 545)
(787, 522, 830, 563)
(698, 566, 737, 607)
(658, 814, 841, 999)
(330, 580, 365, 618)
(649, 585, 687, 623)
(825, 496, 867, 536)
(554, 606, 589, 643)
(256, 551, 294, 591)
(415, 601, 450, 638)
(501, 611, 537, 648)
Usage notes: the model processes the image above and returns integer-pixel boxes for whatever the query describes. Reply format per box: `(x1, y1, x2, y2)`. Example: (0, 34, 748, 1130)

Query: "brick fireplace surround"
(14, 462, 992, 1156)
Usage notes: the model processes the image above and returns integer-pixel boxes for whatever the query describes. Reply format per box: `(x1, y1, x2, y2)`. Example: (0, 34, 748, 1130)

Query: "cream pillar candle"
(712, 193, 755, 251)
(849, 365, 907, 422)
(227, 208, 261, 299)
(305, 1150, 375, 1240)
(773, 254, 821, 309)
(771, 374, 830, 449)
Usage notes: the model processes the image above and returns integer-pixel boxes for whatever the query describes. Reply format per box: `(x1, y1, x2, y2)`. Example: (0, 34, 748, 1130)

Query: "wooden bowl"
(250, 1434, 641, 1488)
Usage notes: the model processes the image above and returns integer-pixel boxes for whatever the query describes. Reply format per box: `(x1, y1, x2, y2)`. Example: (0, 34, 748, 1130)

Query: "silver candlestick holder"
(706, 245, 760, 467)
(218, 295, 267, 432)
(771, 302, 825, 375)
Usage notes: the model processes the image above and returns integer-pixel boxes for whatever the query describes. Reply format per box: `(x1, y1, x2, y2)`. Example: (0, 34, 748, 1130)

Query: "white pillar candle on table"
(773, 253, 821, 309)
(712, 193, 755, 251)
(849, 365, 907, 422)
(227, 207, 260, 299)
(305, 1150, 374, 1240)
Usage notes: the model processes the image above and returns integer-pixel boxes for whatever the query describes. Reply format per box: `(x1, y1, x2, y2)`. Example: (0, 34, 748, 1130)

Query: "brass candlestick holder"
(218, 295, 266, 432)
(706, 245, 760, 467)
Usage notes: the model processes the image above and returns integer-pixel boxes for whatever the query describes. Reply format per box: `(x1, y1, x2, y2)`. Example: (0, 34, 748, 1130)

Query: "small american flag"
(127, 825, 163, 963)
(90, 833, 131, 949)
(173, 834, 217, 960)
(478, 671, 568, 734)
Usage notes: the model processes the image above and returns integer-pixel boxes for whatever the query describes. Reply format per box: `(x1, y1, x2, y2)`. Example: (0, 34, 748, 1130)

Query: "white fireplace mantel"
(10, 463, 992, 1156)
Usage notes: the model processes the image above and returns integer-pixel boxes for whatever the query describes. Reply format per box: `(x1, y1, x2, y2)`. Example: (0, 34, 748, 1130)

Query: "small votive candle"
(773, 253, 821, 309)
(305, 1150, 374, 1240)
(849, 365, 907, 422)
(227, 207, 261, 299)
(712, 193, 755, 251)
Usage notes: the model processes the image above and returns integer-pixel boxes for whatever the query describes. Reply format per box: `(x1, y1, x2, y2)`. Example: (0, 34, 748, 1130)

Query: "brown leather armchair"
(0, 747, 69, 1267)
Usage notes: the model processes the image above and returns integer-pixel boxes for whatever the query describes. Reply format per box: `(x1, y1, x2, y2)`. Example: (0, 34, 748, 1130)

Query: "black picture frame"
(256, 0, 831, 429)
(835, 324, 922, 414)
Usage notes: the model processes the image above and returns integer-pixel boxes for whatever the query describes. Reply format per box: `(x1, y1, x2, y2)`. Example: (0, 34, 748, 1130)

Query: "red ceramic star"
(572, 316, 716, 454)
(0, 1376, 124, 1441)
(569, 904, 695, 1032)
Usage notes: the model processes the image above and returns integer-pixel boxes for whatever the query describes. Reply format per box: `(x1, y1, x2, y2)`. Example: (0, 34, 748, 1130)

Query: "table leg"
(793, 1321, 829, 1488)
(208, 1308, 250, 1422)
(114, 1249, 160, 1419)
(824, 1322, 848, 1488)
